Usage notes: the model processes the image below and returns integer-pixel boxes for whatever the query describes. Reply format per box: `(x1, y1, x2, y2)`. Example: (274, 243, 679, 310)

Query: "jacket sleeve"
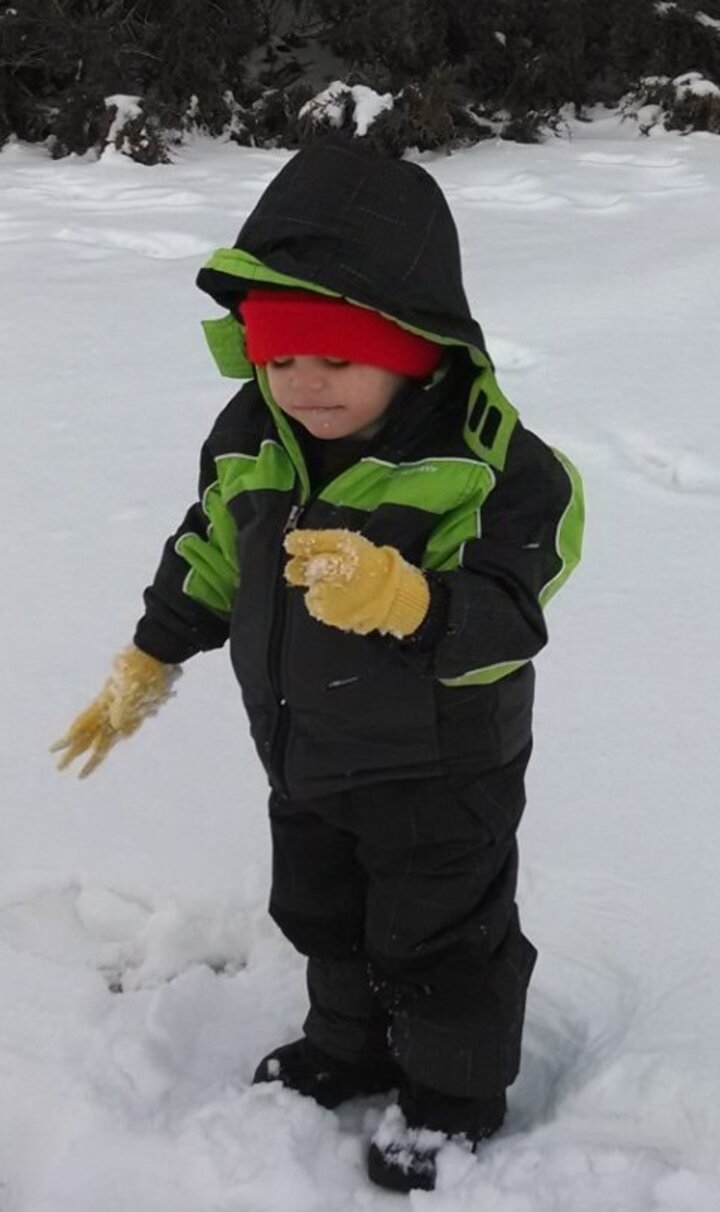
(133, 397, 247, 665)
(422, 432, 584, 686)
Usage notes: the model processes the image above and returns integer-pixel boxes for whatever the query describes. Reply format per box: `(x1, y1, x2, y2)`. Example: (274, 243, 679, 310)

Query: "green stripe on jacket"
(175, 440, 295, 615)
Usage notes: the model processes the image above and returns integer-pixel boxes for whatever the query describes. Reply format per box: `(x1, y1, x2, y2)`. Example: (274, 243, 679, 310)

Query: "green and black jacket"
(135, 138, 584, 798)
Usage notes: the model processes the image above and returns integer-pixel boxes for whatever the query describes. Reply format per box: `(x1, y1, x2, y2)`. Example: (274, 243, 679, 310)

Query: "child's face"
(265, 356, 407, 440)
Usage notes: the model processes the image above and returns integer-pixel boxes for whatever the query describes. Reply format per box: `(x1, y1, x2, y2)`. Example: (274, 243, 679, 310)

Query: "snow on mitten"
(51, 645, 181, 778)
(284, 528, 429, 638)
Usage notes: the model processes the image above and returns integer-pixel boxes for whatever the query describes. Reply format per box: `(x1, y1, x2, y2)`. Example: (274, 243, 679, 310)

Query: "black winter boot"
(252, 1037, 402, 1109)
(367, 1079, 506, 1192)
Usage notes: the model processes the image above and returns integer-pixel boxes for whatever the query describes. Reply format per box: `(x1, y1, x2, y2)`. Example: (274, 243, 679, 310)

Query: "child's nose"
(294, 363, 326, 391)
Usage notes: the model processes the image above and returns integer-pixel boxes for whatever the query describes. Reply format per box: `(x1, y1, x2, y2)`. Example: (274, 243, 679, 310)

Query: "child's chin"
(298, 411, 352, 438)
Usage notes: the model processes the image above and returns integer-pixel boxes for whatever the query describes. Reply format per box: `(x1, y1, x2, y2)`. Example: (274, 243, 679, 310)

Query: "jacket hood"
(196, 136, 488, 377)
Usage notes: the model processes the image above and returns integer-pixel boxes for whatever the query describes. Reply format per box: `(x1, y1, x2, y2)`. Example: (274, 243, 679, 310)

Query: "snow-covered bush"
(623, 70, 720, 134)
(298, 81, 393, 139)
(296, 69, 496, 156)
(102, 95, 185, 165)
(0, 0, 261, 159)
(665, 69, 720, 132)
(2, 0, 720, 157)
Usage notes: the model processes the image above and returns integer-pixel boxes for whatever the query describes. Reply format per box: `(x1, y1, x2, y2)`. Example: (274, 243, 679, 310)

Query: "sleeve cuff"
(133, 618, 203, 665)
(399, 574, 449, 652)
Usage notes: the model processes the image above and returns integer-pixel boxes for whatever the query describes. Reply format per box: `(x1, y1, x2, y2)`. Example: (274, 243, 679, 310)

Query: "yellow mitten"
(51, 645, 181, 778)
(284, 528, 429, 638)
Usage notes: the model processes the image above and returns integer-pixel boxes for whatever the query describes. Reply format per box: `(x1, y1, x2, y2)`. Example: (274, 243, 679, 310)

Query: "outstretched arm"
(51, 645, 181, 777)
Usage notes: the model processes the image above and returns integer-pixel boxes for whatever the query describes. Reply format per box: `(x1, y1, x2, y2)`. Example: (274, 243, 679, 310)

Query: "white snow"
(2, 111, 720, 1208)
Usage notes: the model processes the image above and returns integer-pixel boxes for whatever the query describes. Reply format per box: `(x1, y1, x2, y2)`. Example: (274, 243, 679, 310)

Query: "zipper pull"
(284, 503, 302, 534)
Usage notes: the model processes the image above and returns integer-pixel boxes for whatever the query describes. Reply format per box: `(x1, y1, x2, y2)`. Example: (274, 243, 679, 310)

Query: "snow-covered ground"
(2, 112, 720, 1209)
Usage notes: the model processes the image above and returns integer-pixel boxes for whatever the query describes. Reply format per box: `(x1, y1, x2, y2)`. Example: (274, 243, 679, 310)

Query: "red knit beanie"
(239, 289, 443, 378)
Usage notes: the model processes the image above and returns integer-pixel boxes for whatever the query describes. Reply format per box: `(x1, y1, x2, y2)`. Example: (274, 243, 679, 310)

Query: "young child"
(52, 135, 584, 1193)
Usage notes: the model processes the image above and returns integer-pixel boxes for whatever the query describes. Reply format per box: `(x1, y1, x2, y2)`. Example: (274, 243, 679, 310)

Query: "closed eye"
(267, 357, 351, 369)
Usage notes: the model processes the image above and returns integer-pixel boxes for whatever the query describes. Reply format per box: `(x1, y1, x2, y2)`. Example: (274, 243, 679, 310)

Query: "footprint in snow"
(508, 984, 592, 1131)
(0, 883, 248, 992)
(575, 150, 709, 200)
(613, 430, 720, 495)
(454, 173, 567, 211)
(489, 336, 543, 373)
(54, 224, 214, 259)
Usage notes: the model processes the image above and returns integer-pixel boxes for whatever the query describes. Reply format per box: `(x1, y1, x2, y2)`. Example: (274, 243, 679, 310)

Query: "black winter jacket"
(134, 138, 584, 798)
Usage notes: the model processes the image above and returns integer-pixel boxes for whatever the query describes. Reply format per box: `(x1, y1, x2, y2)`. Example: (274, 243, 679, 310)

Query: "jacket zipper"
(284, 503, 303, 534)
(266, 433, 386, 795)
(267, 500, 306, 796)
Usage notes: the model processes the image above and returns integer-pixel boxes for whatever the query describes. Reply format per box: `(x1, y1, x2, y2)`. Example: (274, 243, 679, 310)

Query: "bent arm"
(420, 437, 584, 685)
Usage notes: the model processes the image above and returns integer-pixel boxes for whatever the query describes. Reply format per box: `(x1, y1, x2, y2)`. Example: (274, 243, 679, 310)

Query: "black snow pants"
(267, 744, 536, 1100)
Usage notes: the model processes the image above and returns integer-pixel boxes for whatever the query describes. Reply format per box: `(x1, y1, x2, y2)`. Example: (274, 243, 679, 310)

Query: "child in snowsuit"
(53, 136, 584, 1193)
